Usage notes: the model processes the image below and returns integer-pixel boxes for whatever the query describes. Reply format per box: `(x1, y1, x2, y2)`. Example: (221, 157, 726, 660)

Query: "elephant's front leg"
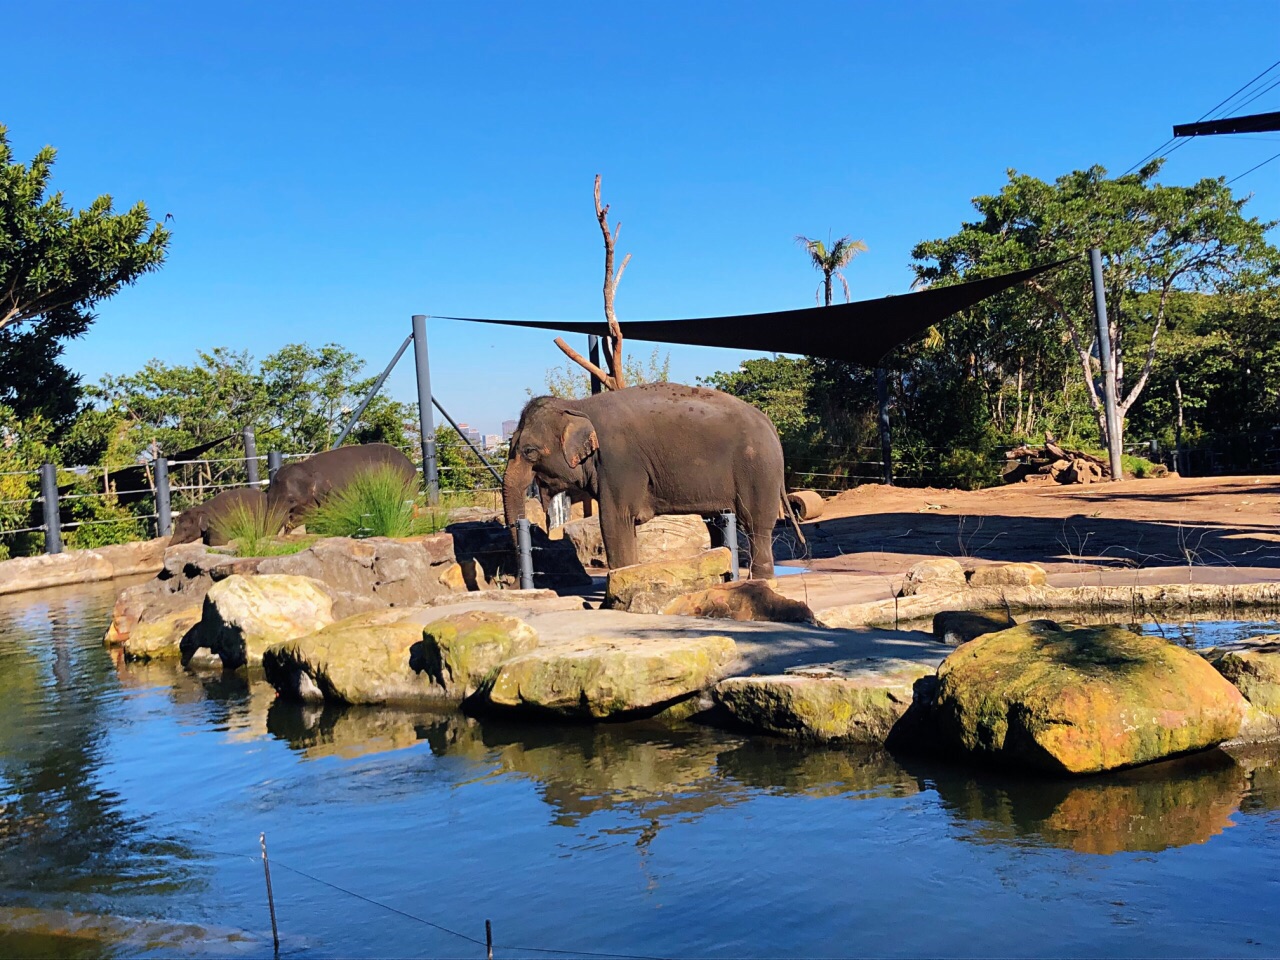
(598, 503, 640, 570)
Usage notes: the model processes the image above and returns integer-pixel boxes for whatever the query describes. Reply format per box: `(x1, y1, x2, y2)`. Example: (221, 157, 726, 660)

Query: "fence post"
(516, 518, 535, 589)
(39, 463, 62, 555)
(154, 456, 172, 538)
(411, 314, 440, 504)
(267, 451, 283, 486)
(243, 426, 260, 486)
(720, 511, 740, 581)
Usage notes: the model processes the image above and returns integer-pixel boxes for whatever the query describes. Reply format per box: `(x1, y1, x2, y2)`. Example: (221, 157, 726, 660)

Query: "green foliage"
(796, 233, 868, 305)
(305, 465, 424, 539)
(0, 125, 169, 428)
(208, 499, 301, 557)
(539, 348, 671, 399)
(62, 477, 143, 549)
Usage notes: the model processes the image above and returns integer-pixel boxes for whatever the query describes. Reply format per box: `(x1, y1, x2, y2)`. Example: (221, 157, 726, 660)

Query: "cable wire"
(1228, 148, 1280, 183)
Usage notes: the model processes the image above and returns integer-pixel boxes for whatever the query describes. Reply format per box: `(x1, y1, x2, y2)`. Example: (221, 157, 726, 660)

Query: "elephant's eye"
(521, 445, 541, 462)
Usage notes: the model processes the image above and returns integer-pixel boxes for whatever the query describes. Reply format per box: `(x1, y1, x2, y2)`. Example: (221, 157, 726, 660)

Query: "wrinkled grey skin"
(267, 443, 416, 529)
(170, 487, 268, 546)
(504, 382, 786, 578)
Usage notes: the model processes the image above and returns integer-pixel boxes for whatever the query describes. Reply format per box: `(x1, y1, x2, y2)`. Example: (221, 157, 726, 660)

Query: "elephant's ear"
(561, 413, 599, 468)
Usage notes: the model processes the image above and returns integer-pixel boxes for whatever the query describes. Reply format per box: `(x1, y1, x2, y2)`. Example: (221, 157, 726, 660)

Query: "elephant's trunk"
(502, 455, 533, 542)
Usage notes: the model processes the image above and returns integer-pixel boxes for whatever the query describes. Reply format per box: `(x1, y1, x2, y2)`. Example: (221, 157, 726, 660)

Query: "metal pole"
(412, 314, 439, 504)
(516, 518, 535, 589)
(486, 920, 493, 960)
(875, 367, 893, 485)
(260, 832, 280, 955)
(243, 426, 260, 486)
(721, 511, 740, 581)
(1089, 248, 1124, 481)
(154, 455, 172, 537)
(331, 333, 414, 449)
(588, 335, 603, 394)
(267, 451, 283, 486)
(39, 463, 62, 555)
(432, 396, 503, 486)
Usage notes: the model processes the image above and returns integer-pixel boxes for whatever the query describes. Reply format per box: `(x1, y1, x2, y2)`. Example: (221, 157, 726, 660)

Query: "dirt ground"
(772, 475, 1280, 611)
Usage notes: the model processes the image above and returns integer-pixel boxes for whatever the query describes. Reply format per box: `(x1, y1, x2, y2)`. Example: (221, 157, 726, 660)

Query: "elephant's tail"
(781, 490, 806, 546)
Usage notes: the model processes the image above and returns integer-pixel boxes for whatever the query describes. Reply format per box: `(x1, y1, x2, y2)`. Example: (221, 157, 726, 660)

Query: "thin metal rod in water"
(260, 832, 280, 954)
(1089, 248, 1124, 481)
(243, 426, 260, 486)
(516, 518, 535, 590)
(412, 315, 439, 504)
(432, 396, 503, 485)
(267, 451, 283, 486)
(39, 463, 62, 555)
(486, 919, 493, 960)
(721, 511, 740, 581)
(332, 333, 415, 449)
(154, 456, 172, 538)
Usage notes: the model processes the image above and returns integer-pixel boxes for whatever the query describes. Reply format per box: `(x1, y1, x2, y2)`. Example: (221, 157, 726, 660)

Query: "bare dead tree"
(555, 174, 632, 390)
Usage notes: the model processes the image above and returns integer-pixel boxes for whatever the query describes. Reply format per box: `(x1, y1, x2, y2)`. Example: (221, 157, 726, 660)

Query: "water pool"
(3, 581, 1280, 958)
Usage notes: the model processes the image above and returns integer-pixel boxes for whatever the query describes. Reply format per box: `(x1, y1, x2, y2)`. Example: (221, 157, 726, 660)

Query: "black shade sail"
(437, 257, 1073, 366)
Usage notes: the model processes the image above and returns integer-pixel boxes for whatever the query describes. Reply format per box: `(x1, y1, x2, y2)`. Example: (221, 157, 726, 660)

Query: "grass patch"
(305, 465, 427, 539)
(210, 500, 309, 557)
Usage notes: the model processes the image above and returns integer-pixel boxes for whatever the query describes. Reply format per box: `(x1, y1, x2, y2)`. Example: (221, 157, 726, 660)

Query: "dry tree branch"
(553, 336, 616, 389)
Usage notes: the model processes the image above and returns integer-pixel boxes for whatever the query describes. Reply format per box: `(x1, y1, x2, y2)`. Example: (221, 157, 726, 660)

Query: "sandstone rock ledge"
(0, 538, 167, 597)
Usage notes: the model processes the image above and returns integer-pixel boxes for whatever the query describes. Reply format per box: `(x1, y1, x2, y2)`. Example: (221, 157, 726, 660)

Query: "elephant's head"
(169, 507, 207, 545)
(503, 396, 599, 534)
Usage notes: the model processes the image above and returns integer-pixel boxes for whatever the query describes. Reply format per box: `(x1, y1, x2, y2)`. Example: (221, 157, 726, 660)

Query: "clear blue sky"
(6, 1, 1280, 434)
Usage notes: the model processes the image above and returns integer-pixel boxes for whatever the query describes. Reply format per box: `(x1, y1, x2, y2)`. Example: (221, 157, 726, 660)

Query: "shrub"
(210, 499, 307, 557)
(305, 465, 424, 539)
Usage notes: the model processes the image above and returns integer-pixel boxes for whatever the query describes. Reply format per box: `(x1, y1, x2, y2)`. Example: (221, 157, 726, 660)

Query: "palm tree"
(795, 234, 868, 306)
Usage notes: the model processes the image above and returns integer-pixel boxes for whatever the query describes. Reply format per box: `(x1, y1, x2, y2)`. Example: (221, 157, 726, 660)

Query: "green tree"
(795, 234, 867, 306)
(538, 347, 671, 400)
(0, 125, 170, 427)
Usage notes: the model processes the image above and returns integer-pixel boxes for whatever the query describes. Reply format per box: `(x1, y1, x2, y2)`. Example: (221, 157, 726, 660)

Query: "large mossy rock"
(933, 610, 1015, 646)
(967, 562, 1048, 587)
(192, 574, 336, 670)
(116, 607, 204, 661)
(603, 548, 732, 614)
(481, 634, 737, 719)
(1207, 635, 1280, 741)
(564, 514, 710, 570)
(714, 658, 934, 743)
(662, 579, 814, 623)
(414, 611, 540, 699)
(934, 620, 1246, 774)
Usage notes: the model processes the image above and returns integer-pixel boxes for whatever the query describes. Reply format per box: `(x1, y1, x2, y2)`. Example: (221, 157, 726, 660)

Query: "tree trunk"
(876, 367, 892, 485)
(823, 273, 833, 308)
(1174, 375, 1185, 477)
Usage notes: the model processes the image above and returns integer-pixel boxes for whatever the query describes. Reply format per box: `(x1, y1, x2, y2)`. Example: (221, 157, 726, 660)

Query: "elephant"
(503, 382, 797, 578)
(170, 487, 268, 546)
(267, 443, 417, 529)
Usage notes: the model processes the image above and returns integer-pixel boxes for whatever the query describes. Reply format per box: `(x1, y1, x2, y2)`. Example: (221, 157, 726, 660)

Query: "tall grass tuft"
(305, 465, 424, 539)
(210, 499, 307, 557)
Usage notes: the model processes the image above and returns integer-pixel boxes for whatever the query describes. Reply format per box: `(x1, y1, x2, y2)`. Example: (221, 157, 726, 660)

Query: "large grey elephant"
(504, 383, 794, 578)
(171, 487, 268, 546)
(267, 443, 417, 529)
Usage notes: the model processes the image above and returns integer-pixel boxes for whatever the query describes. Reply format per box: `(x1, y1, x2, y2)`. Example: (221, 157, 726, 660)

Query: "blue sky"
(6, 1, 1280, 433)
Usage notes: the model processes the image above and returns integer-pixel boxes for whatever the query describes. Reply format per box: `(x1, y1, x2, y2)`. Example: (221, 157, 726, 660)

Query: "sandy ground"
(772, 475, 1280, 610)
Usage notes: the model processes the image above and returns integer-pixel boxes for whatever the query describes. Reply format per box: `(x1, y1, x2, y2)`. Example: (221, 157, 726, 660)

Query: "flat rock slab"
(715, 658, 934, 743)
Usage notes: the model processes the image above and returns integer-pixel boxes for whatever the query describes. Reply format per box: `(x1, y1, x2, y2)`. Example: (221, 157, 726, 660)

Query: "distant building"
(501, 419, 518, 439)
(483, 434, 502, 452)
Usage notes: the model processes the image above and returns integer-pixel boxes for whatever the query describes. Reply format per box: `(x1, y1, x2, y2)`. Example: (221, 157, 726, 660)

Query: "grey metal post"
(332, 333, 414, 449)
(1089, 248, 1124, 481)
(516, 518, 535, 589)
(243, 425, 260, 486)
(721, 511, 740, 581)
(154, 456, 172, 537)
(267, 451, 283, 485)
(412, 314, 439, 504)
(39, 463, 62, 555)
(588, 335, 603, 394)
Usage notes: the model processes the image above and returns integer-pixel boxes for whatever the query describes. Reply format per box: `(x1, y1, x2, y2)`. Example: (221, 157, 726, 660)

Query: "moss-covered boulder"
(263, 609, 451, 705)
(934, 620, 1246, 774)
(662, 579, 814, 623)
(603, 548, 732, 613)
(191, 574, 335, 670)
(933, 609, 1015, 646)
(117, 606, 203, 661)
(482, 634, 737, 719)
(414, 611, 540, 699)
(1207, 635, 1280, 741)
(714, 658, 935, 744)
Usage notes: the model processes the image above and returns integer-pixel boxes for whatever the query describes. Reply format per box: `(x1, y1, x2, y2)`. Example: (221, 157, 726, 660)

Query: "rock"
(1063, 458, 1103, 484)
(192, 574, 336, 670)
(446, 505, 501, 524)
(0, 537, 169, 598)
(1207, 635, 1280, 741)
(603, 548, 732, 614)
(900, 558, 967, 596)
(414, 611, 539, 699)
(714, 658, 935, 743)
(563, 514, 711, 570)
(264, 609, 446, 705)
(437, 562, 468, 592)
(933, 609, 1015, 646)
(967, 562, 1048, 587)
(662, 579, 814, 623)
(118, 606, 203, 661)
(423, 587, 578, 608)
(934, 620, 1246, 774)
(482, 634, 737, 719)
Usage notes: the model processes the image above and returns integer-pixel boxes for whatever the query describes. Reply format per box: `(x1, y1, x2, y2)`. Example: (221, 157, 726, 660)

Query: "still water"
(3, 583, 1280, 958)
